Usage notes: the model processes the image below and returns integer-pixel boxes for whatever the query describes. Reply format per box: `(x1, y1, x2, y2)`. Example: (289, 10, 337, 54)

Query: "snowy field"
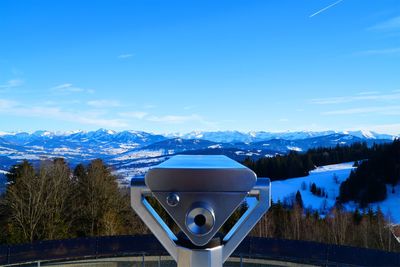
(271, 162, 400, 224)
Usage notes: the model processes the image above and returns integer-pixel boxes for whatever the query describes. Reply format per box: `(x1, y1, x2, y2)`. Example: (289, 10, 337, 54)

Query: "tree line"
(339, 139, 400, 206)
(0, 157, 398, 252)
(243, 142, 373, 180)
(0, 159, 147, 244)
(251, 201, 399, 252)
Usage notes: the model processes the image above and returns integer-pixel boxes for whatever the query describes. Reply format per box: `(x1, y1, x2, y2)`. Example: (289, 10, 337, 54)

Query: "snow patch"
(287, 146, 302, 152)
(272, 162, 353, 210)
(271, 162, 400, 223)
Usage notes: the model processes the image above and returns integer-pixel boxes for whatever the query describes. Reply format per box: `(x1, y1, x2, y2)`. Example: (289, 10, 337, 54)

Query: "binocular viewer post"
(131, 155, 271, 267)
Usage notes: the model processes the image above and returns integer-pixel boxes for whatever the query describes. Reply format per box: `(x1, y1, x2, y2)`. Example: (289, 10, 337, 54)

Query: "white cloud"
(143, 104, 157, 109)
(368, 16, 400, 32)
(118, 54, 133, 59)
(119, 111, 216, 127)
(147, 114, 205, 124)
(311, 92, 400, 104)
(356, 47, 400, 56)
(0, 101, 127, 128)
(322, 106, 400, 115)
(52, 83, 81, 92)
(87, 100, 121, 108)
(51, 83, 95, 94)
(0, 79, 23, 89)
(311, 96, 349, 104)
(357, 91, 380, 95)
(183, 105, 196, 110)
(0, 99, 17, 109)
(119, 111, 148, 119)
(75, 117, 127, 128)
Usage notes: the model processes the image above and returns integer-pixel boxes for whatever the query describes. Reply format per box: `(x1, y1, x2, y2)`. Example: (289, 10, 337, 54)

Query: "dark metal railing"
(0, 235, 399, 266)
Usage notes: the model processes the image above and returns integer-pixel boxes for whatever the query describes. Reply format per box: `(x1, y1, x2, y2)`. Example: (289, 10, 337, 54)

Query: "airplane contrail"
(309, 0, 344, 18)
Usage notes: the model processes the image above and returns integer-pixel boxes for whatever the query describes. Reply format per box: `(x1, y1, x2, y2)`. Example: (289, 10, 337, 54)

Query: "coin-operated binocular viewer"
(131, 155, 271, 267)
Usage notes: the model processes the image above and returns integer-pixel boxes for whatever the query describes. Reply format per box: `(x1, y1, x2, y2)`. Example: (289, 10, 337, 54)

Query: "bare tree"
(39, 159, 72, 240)
(290, 204, 302, 240)
(73, 159, 124, 236)
(327, 207, 350, 245)
(6, 161, 50, 242)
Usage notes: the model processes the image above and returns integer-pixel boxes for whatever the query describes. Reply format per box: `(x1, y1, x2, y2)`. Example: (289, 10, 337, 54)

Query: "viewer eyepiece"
(186, 202, 215, 236)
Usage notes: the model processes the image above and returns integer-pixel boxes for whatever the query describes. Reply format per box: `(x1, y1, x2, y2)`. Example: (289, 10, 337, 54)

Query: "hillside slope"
(272, 162, 400, 223)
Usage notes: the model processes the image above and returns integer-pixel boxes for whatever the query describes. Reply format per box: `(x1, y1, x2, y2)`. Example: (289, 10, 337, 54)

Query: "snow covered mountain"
(0, 129, 396, 181)
(175, 130, 397, 143)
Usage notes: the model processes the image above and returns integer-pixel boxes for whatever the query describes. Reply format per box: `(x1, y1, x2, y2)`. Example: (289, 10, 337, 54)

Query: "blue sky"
(1, 0, 400, 134)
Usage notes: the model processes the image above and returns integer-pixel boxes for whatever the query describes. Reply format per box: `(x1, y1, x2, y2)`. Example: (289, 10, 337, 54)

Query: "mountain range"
(0, 129, 396, 184)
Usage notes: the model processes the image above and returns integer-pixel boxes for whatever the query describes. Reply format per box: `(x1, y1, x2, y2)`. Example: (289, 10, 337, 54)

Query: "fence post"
(326, 244, 329, 266)
(95, 237, 99, 259)
(7, 245, 10, 264)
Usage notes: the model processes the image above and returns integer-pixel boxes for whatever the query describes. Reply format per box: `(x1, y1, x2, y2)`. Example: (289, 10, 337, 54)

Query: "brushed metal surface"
(145, 155, 256, 192)
(153, 191, 246, 246)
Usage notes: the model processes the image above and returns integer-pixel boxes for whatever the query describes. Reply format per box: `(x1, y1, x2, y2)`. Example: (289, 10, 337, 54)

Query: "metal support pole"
(177, 246, 223, 267)
(131, 178, 270, 267)
(131, 181, 179, 262)
(130, 156, 271, 267)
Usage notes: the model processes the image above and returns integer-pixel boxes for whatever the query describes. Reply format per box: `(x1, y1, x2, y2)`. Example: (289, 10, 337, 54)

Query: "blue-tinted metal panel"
(146, 155, 256, 192)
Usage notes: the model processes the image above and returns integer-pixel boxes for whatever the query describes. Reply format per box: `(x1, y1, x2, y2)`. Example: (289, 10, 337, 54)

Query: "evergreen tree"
(338, 140, 400, 205)
(295, 190, 303, 208)
(310, 183, 317, 195)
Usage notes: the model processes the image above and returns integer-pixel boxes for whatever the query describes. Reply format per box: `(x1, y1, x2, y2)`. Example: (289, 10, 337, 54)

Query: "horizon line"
(0, 128, 398, 136)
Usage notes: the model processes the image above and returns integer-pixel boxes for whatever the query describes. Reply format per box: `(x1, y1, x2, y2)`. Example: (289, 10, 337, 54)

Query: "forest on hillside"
(339, 139, 400, 206)
(244, 140, 400, 206)
(242, 142, 372, 180)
